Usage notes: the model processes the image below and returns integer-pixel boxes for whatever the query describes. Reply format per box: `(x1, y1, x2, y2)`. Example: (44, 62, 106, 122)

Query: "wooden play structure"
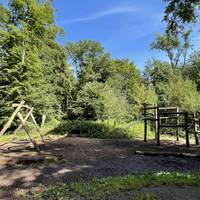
(0, 100, 45, 152)
(143, 103, 200, 147)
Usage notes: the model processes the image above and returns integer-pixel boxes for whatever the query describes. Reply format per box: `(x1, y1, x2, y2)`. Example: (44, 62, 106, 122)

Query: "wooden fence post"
(185, 112, 190, 148)
(157, 111, 160, 146)
(144, 103, 147, 142)
(154, 105, 158, 140)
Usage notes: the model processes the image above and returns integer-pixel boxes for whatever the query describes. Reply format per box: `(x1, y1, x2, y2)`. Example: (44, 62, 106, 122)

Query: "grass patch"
(21, 172, 200, 200)
(49, 120, 155, 140)
(0, 119, 60, 143)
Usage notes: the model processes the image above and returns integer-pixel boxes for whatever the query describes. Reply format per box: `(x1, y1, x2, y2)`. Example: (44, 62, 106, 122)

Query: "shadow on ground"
(0, 137, 200, 199)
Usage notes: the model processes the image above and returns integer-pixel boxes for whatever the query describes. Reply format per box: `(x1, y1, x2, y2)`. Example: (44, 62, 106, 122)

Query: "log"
(13, 108, 34, 136)
(41, 114, 46, 127)
(12, 103, 32, 110)
(17, 112, 40, 153)
(135, 150, 200, 158)
(0, 100, 25, 135)
(30, 113, 44, 143)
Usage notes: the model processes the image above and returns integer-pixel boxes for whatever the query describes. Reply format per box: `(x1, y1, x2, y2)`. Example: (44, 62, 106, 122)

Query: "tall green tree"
(66, 40, 113, 88)
(0, 0, 72, 127)
(161, 74, 200, 112)
(151, 31, 191, 68)
(163, 0, 200, 34)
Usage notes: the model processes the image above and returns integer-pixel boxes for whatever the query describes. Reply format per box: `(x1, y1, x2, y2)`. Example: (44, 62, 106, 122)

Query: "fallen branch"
(135, 150, 200, 158)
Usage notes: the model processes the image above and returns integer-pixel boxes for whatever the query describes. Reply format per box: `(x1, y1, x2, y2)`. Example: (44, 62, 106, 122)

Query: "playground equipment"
(0, 100, 44, 152)
(143, 103, 200, 148)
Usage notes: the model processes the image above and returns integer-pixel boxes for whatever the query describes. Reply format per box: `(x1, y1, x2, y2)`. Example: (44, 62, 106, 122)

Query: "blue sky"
(54, 0, 200, 70)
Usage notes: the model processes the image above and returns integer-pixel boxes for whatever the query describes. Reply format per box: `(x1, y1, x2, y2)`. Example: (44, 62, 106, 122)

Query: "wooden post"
(154, 105, 158, 140)
(157, 111, 160, 146)
(0, 100, 25, 135)
(13, 108, 34, 137)
(30, 113, 44, 143)
(144, 103, 147, 142)
(17, 112, 40, 153)
(41, 114, 46, 127)
(185, 112, 190, 148)
(193, 113, 199, 145)
(176, 107, 180, 141)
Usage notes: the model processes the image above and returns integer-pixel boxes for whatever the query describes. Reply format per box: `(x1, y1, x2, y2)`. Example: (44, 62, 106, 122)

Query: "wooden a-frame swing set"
(0, 100, 45, 152)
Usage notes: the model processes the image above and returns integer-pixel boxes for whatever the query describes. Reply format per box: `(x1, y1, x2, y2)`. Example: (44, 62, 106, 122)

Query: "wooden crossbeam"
(0, 101, 25, 135)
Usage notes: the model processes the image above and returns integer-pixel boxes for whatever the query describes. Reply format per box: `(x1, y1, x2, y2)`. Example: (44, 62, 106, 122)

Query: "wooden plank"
(0, 100, 25, 135)
(12, 104, 32, 110)
(154, 105, 158, 140)
(30, 113, 44, 143)
(144, 104, 147, 142)
(159, 124, 186, 128)
(17, 112, 40, 153)
(185, 112, 190, 148)
(158, 111, 186, 115)
(13, 108, 34, 136)
(157, 112, 160, 146)
(159, 107, 177, 110)
(41, 114, 46, 127)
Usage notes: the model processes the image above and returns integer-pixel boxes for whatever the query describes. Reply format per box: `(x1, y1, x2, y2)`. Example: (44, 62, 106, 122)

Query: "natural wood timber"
(17, 112, 40, 153)
(185, 112, 190, 148)
(135, 150, 200, 158)
(13, 108, 34, 136)
(12, 103, 31, 110)
(41, 114, 46, 127)
(30, 113, 44, 143)
(144, 103, 147, 142)
(154, 105, 158, 140)
(157, 112, 160, 146)
(158, 111, 186, 115)
(176, 107, 180, 141)
(0, 100, 25, 135)
(159, 107, 177, 110)
(159, 124, 186, 128)
(145, 106, 158, 110)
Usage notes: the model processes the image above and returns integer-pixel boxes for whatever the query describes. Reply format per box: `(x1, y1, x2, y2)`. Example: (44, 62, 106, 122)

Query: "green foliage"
(161, 74, 200, 112)
(151, 32, 191, 68)
(23, 172, 200, 200)
(50, 120, 154, 140)
(0, 0, 73, 128)
(66, 40, 112, 87)
(182, 51, 200, 91)
(163, 0, 200, 33)
(71, 81, 130, 120)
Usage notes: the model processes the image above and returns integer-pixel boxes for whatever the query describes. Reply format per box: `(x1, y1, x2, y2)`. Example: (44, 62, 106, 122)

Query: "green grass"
(49, 120, 155, 140)
(0, 119, 60, 143)
(21, 172, 200, 200)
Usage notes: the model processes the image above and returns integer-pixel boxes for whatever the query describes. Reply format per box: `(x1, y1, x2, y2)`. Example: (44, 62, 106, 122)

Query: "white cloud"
(60, 6, 139, 24)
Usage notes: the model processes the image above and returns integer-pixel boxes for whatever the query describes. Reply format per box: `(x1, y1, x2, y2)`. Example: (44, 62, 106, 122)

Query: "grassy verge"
(21, 172, 200, 200)
(49, 120, 156, 140)
(0, 119, 60, 143)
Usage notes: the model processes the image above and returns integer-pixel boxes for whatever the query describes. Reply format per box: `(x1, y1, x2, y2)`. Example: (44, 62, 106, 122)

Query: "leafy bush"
(50, 120, 155, 140)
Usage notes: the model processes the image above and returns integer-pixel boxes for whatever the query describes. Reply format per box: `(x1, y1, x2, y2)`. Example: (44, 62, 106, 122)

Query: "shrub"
(49, 120, 155, 140)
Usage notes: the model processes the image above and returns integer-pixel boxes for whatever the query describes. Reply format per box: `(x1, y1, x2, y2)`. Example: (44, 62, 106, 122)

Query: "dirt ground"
(0, 137, 200, 199)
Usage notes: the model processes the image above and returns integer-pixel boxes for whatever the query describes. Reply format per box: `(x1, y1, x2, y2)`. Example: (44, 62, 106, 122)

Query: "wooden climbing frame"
(0, 100, 44, 152)
(143, 103, 200, 148)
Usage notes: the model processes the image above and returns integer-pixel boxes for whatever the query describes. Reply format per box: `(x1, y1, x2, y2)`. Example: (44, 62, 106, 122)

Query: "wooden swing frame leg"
(17, 112, 40, 153)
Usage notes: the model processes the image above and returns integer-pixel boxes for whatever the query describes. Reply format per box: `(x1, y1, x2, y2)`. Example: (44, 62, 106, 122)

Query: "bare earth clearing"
(0, 137, 200, 199)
